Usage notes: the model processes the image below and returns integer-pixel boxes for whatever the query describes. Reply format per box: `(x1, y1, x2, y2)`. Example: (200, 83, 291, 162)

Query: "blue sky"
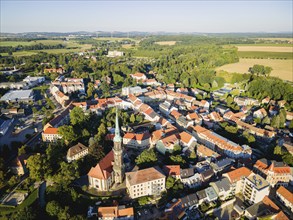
(1, 1, 292, 33)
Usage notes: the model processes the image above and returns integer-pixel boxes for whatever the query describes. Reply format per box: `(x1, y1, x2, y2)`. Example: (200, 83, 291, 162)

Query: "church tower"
(113, 107, 125, 184)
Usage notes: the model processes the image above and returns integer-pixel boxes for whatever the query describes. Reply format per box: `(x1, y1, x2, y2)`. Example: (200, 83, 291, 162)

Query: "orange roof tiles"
(275, 211, 289, 220)
(179, 131, 193, 144)
(163, 165, 181, 176)
(43, 127, 59, 134)
(225, 167, 252, 183)
(262, 196, 280, 212)
(197, 145, 219, 158)
(88, 151, 114, 179)
(170, 110, 182, 119)
(277, 186, 293, 204)
(187, 112, 200, 120)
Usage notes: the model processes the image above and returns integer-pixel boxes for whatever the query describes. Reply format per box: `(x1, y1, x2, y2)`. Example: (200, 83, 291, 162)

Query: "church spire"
(114, 107, 121, 142)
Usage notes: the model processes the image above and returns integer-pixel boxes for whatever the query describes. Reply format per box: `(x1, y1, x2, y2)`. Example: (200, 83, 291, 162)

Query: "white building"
(123, 132, 150, 149)
(126, 167, 166, 199)
(23, 76, 45, 87)
(107, 50, 124, 57)
(42, 127, 62, 142)
(66, 142, 89, 162)
(121, 86, 148, 96)
(243, 173, 270, 205)
(0, 90, 34, 103)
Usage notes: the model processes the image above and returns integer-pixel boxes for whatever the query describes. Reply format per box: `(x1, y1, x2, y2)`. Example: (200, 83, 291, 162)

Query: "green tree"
(46, 200, 62, 217)
(289, 120, 293, 129)
(26, 154, 51, 181)
(135, 149, 157, 168)
(58, 125, 78, 144)
(52, 162, 79, 188)
(88, 137, 105, 160)
(87, 82, 95, 98)
(170, 155, 186, 165)
(274, 146, 283, 155)
(166, 176, 175, 190)
(130, 114, 136, 123)
(271, 115, 280, 128)
(262, 116, 271, 125)
(138, 196, 151, 206)
(70, 107, 87, 126)
(18, 145, 27, 156)
(173, 144, 182, 154)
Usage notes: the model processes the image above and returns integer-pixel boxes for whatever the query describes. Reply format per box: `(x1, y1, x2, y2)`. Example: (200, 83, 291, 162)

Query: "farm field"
(238, 51, 293, 59)
(216, 58, 293, 81)
(237, 46, 292, 52)
(0, 39, 65, 47)
(155, 41, 177, 45)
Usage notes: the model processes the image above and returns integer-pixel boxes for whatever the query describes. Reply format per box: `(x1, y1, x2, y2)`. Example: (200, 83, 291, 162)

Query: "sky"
(1, 0, 292, 33)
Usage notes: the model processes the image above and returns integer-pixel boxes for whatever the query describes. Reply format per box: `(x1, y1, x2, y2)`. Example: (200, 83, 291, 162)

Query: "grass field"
(237, 46, 292, 52)
(255, 38, 293, 42)
(0, 39, 65, 47)
(216, 58, 293, 81)
(155, 41, 177, 45)
(238, 51, 293, 59)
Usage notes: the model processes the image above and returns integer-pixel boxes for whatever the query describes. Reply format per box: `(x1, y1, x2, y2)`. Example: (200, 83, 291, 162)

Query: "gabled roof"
(224, 167, 252, 183)
(98, 206, 134, 218)
(163, 165, 181, 176)
(88, 151, 114, 179)
(276, 186, 293, 204)
(67, 142, 88, 158)
(126, 167, 165, 186)
(179, 131, 194, 144)
(43, 127, 59, 134)
(275, 211, 289, 220)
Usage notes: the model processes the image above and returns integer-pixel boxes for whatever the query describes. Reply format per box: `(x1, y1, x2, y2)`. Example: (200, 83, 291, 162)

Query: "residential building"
(23, 76, 45, 87)
(179, 131, 197, 149)
(210, 177, 232, 200)
(276, 186, 293, 213)
(0, 114, 14, 135)
(44, 67, 64, 74)
(0, 89, 34, 103)
(191, 125, 252, 159)
(156, 133, 180, 155)
(52, 78, 85, 94)
(243, 173, 270, 204)
(123, 132, 150, 149)
(125, 167, 166, 199)
(186, 112, 202, 125)
(0, 81, 29, 90)
(106, 50, 124, 57)
(180, 168, 202, 188)
(244, 196, 280, 220)
(66, 142, 89, 162)
(162, 165, 181, 179)
(50, 85, 70, 107)
(196, 189, 208, 204)
(42, 127, 62, 142)
(205, 186, 218, 202)
(97, 206, 134, 220)
(253, 159, 292, 187)
(253, 108, 268, 119)
(180, 193, 199, 209)
(223, 167, 252, 194)
(234, 96, 259, 106)
(210, 158, 234, 174)
(121, 86, 148, 96)
(130, 72, 147, 82)
(197, 145, 220, 160)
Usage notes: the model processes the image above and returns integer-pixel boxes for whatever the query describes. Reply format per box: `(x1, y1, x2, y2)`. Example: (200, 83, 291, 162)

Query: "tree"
(170, 155, 186, 165)
(26, 154, 51, 181)
(87, 82, 95, 98)
(135, 149, 157, 168)
(52, 162, 79, 188)
(100, 81, 110, 97)
(289, 120, 293, 129)
(271, 115, 280, 129)
(173, 144, 182, 154)
(46, 200, 62, 217)
(88, 137, 105, 160)
(262, 116, 270, 125)
(95, 123, 107, 142)
(138, 196, 151, 206)
(166, 176, 175, 190)
(58, 125, 78, 144)
(70, 107, 87, 126)
(130, 114, 136, 123)
(18, 145, 27, 156)
(274, 146, 283, 155)
(189, 151, 197, 160)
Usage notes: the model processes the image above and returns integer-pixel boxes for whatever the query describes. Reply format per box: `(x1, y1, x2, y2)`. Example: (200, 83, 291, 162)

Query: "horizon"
(1, 0, 292, 33)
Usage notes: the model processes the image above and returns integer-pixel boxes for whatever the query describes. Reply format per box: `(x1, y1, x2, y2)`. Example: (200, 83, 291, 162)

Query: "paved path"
(39, 181, 46, 208)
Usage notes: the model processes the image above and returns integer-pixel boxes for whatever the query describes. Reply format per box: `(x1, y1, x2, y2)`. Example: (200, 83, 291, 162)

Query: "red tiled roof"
(43, 127, 59, 134)
(88, 151, 114, 179)
(179, 131, 193, 144)
(163, 165, 181, 176)
(277, 186, 293, 204)
(225, 167, 252, 183)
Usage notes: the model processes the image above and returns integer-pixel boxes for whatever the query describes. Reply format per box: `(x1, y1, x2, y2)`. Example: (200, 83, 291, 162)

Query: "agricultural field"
(0, 39, 65, 47)
(216, 58, 293, 81)
(238, 51, 292, 59)
(237, 46, 292, 52)
(155, 41, 177, 45)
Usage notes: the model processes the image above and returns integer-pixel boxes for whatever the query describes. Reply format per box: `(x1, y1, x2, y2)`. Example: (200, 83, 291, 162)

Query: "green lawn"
(238, 51, 293, 59)
(0, 39, 65, 47)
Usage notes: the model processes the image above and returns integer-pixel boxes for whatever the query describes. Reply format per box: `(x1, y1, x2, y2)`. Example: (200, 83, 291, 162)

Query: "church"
(88, 108, 125, 191)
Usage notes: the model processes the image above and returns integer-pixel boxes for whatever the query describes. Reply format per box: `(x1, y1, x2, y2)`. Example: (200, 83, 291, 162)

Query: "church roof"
(88, 151, 114, 179)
